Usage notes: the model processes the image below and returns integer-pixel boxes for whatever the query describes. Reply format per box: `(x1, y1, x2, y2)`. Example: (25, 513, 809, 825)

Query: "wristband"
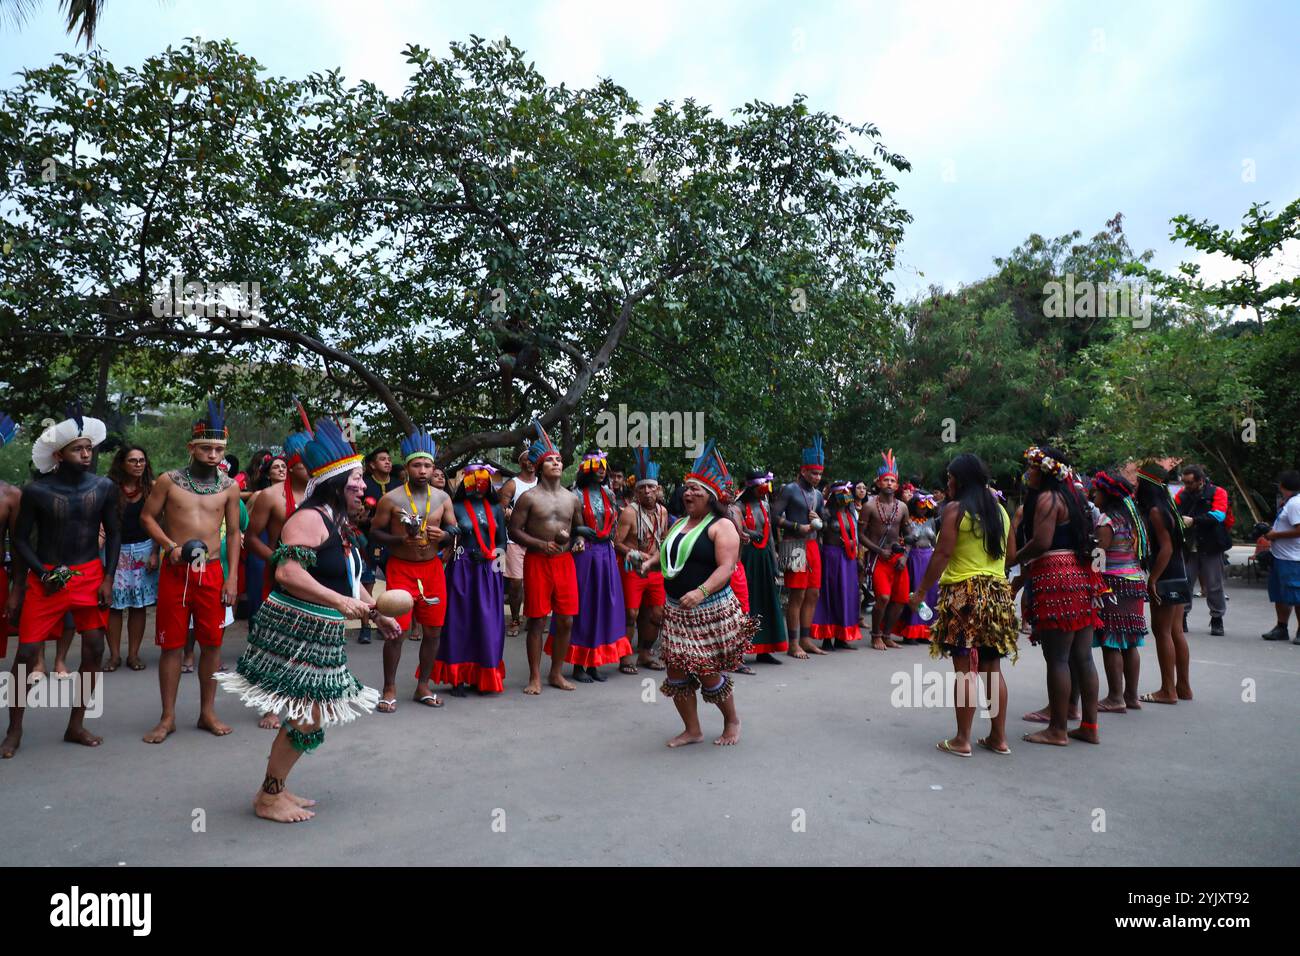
(697, 584, 710, 598)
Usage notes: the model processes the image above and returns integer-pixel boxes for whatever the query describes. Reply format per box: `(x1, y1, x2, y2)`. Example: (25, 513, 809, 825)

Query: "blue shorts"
(1267, 557, 1300, 606)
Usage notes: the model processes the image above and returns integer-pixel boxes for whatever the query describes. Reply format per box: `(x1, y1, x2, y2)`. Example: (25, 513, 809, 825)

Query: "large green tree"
(0, 37, 910, 465)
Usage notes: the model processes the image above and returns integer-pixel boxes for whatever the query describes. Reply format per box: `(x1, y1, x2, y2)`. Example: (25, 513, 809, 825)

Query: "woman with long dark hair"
(257, 454, 287, 491)
(105, 445, 158, 671)
(1090, 471, 1149, 712)
(909, 453, 1017, 756)
(428, 461, 509, 696)
(216, 419, 398, 823)
(1015, 445, 1102, 747)
(1135, 464, 1193, 704)
(243, 449, 272, 499)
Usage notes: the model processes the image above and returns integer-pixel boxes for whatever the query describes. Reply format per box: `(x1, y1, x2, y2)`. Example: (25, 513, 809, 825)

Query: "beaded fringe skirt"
(660, 587, 757, 675)
(215, 590, 379, 727)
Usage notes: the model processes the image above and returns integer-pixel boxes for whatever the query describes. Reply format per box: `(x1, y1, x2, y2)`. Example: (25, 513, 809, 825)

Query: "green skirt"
(215, 590, 379, 726)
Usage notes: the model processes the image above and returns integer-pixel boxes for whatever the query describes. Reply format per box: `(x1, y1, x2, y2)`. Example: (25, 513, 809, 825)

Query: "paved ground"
(2, 579, 1297, 866)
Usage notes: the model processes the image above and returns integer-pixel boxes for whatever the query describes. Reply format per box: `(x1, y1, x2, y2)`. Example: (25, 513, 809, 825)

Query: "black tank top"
(1022, 490, 1080, 551)
(120, 496, 149, 544)
(664, 519, 718, 600)
(304, 507, 353, 596)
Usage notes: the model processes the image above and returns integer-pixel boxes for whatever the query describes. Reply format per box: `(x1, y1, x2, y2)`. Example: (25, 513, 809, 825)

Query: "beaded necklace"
(404, 481, 431, 537)
(743, 501, 770, 550)
(582, 487, 616, 538)
(174, 466, 227, 496)
(466, 498, 498, 560)
(837, 510, 858, 559)
(660, 514, 714, 580)
(632, 501, 666, 550)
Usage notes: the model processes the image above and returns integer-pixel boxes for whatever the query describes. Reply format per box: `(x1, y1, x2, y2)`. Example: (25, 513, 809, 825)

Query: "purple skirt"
(895, 547, 938, 640)
(811, 543, 862, 642)
(547, 540, 632, 666)
(431, 553, 506, 692)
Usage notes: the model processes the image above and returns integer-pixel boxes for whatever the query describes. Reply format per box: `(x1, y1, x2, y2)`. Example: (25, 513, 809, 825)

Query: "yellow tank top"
(939, 505, 1010, 584)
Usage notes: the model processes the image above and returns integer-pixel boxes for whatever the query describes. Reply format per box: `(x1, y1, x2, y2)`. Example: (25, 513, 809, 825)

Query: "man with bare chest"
(613, 446, 669, 674)
(368, 428, 455, 712)
(139, 402, 242, 743)
(243, 429, 311, 729)
(508, 420, 579, 694)
(0, 411, 22, 661)
(862, 450, 907, 650)
(3, 407, 118, 759)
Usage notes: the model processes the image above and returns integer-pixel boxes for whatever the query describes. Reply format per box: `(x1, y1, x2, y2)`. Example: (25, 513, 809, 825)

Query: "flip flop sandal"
(377, 699, 398, 713)
(1020, 711, 1050, 723)
(732, 663, 756, 675)
(619, 663, 639, 675)
(641, 659, 666, 671)
(104, 660, 121, 673)
(977, 738, 1011, 756)
(127, 659, 147, 671)
(415, 694, 444, 708)
(181, 664, 196, 674)
(1138, 692, 1177, 705)
(936, 738, 971, 758)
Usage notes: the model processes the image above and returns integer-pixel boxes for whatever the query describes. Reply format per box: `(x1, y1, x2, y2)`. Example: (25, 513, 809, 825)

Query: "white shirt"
(1272, 494, 1300, 562)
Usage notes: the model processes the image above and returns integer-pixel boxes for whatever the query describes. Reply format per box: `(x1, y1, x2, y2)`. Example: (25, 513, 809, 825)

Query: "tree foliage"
(0, 37, 910, 466)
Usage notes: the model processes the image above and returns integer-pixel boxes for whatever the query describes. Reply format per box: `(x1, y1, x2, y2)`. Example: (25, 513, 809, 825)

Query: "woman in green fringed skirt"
(216, 423, 400, 823)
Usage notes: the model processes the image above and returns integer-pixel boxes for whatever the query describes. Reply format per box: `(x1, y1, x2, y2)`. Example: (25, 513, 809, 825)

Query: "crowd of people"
(2, 402, 1299, 824)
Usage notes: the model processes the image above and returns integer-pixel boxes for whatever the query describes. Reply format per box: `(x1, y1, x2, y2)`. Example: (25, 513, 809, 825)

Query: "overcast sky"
(3, 0, 1297, 300)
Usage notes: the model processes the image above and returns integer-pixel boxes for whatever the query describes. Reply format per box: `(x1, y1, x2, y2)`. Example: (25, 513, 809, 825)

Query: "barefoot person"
(243, 431, 312, 728)
(216, 419, 394, 823)
(1090, 471, 1149, 713)
(430, 460, 509, 695)
(771, 437, 826, 658)
(508, 419, 579, 695)
(3, 406, 118, 759)
(737, 468, 789, 664)
(104, 445, 159, 673)
(547, 446, 631, 682)
(138, 401, 242, 744)
(368, 428, 454, 712)
(1136, 464, 1193, 705)
(1015, 445, 1102, 747)
(909, 453, 1017, 757)
(0, 412, 24, 664)
(811, 480, 864, 650)
(642, 439, 755, 747)
(863, 450, 908, 650)
(613, 446, 669, 675)
(499, 449, 538, 637)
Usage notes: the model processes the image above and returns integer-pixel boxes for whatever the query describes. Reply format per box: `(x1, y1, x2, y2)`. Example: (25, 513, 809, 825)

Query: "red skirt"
(1025, 550, 1103, 633)
(730, 563, 750, 614)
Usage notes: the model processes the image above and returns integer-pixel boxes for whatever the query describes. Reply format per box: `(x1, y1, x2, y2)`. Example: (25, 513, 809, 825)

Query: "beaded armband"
(269, 544, 318, 568)
(286, 726, 325, 753)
